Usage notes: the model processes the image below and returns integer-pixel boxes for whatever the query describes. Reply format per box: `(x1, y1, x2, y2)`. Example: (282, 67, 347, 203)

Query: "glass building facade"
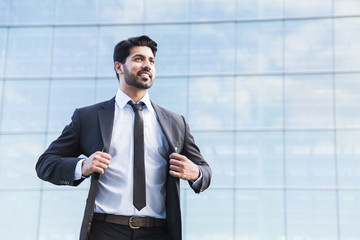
(1, 0, 360, 239)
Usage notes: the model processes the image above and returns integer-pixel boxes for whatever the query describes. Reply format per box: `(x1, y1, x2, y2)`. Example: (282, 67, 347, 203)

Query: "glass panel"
(285, 74, 334, 128)
(55, 0, 97, 23)
(337, 131, 360, 186)
(193, 132, 234, 186)
(149, 77, 187, 117)
(285, 0, 332, 16)
(185, 190, 233, 240)
(339, 190, 360, 240)
(6, 27, 52, 77)
(237, 21, 283, 73)
(52, 27, 98, 77)
(95, 78, 118, 103)
(145, 24, 189, 75)
(335, 18, 360, 70)
(0, 80, 3, 118)
(191, 0, 236, 20)
(236, 190, 285, 240)
(97, 26, 143, 76)
(38, 190, 88, 240)
(285, 19, 332, 71)
(145, 0, 190, 21)
(1, 80, 49, 132)
(0, 191, 40, 240)
(190, 23, 236, 74)
(236, 76, 283, 128)
(180, 188, 186, 211)
(237, 0, 283, 18)
(0, 134, 44, 188)
(0, 0, 10, 24)
(285, 131, 336, 186)
(286, 190, 338, 240)
(9, 0, 54, 24)
(336, 74, 360, 128)
(47, 79, 96, 132)
(236, 132, 283, 186)
(0, 28, 6, 78)
(189, 77, 235, 130)
(334, 0, 360, 15)
(98, 0, 144, 23)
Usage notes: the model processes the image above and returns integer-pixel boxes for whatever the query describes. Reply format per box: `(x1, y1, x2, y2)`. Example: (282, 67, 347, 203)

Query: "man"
(36, 35, 211, 240)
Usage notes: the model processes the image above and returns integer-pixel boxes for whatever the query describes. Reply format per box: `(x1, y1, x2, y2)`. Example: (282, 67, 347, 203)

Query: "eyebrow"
(131, 54, 154, 60)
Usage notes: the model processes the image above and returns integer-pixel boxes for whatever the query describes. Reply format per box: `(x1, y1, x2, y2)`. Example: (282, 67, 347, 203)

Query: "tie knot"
(128, 101, 145, 112)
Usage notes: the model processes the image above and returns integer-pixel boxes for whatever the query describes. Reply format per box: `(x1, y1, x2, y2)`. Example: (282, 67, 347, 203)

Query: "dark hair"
(113, 35, 158, 80)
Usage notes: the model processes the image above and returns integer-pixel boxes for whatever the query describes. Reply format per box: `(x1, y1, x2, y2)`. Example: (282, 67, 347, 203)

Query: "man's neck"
(119, 85, 147, 104)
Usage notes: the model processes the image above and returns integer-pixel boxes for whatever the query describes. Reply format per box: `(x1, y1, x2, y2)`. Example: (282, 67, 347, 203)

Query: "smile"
(138, 71, 152, 79)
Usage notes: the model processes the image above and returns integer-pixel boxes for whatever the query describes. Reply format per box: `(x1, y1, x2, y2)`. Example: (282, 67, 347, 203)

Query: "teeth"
(139, 73, 150, 78)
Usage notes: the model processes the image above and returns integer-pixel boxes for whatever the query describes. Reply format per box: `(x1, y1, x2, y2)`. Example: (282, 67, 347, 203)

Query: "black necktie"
(128, 101, 146, 211)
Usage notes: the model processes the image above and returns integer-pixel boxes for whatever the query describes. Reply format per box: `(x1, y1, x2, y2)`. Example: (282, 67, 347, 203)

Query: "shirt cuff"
(74, 159, 85, 180)
(190, 167, 203, 189)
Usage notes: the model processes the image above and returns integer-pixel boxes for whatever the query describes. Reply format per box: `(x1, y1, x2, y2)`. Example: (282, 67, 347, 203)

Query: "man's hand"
(169, 153, 200, 181)
(82, 151, 111, 177)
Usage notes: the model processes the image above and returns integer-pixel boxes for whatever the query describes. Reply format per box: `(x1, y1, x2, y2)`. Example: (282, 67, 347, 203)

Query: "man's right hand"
(81, 151, 111, 177)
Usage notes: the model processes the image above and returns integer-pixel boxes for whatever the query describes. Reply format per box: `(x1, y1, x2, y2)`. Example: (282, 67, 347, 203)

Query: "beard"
(123, 66, 154, 90)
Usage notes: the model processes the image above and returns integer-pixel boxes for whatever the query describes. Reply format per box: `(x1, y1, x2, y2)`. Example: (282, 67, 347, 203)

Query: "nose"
(142, 59, 152, 70)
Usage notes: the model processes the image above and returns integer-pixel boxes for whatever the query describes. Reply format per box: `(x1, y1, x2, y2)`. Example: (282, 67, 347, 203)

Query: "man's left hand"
(169, 153, 200, 181)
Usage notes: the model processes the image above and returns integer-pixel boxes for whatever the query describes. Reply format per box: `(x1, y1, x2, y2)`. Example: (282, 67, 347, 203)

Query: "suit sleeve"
(35, 109, 85, 186)
(180, 116, 211, 193)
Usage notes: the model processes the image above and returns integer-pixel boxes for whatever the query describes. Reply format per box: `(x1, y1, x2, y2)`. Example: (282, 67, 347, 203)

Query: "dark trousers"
(88, 219, 169, 240)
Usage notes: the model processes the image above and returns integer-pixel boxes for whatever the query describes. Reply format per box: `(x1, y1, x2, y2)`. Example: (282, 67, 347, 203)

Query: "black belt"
(93, 213, 167, 229)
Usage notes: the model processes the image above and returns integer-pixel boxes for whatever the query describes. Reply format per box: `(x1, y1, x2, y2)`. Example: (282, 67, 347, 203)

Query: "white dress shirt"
(96, 89, 169, 218)
(74, 89, 168, 218)
(74, 89, 202, 218)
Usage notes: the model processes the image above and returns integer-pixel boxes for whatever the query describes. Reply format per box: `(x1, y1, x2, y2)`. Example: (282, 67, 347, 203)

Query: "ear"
(114, 61, 123, 74)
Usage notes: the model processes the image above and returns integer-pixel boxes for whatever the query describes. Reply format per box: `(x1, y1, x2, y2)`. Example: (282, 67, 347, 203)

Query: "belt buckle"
(129, 216, 140, 229)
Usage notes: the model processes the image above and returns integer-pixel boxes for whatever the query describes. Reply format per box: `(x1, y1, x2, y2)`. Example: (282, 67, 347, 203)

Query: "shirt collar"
(115, 88, 154, 113)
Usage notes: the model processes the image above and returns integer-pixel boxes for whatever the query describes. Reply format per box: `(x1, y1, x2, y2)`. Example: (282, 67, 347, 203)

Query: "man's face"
(119, 46, 156, 90)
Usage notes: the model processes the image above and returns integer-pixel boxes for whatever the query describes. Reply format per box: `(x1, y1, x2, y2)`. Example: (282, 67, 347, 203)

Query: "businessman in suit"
(36, 35, 211, 240)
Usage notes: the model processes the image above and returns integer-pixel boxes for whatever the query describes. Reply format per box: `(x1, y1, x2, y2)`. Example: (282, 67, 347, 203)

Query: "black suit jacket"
(36, 97, 211, 240)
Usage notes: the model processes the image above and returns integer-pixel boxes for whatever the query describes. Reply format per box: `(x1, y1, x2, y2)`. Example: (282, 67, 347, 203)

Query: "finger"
(92, 162, 109, 174)
(95, 162, 109, 170)
(170, 160, 186, 169)
(94, 166, 106, 174)
(93, 155, 111, 165)
(98, 158, 111, 166)
(94, 151, 111, 160)
(169, 153, 183, 160)
(99, 152, 112, 160)
(169, 164, 182, 173)
(169, 159, 181, 166)
(169, 170, 181, 178)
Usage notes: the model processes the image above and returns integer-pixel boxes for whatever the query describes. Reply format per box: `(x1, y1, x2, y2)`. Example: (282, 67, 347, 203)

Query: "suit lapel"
(152, 102, 176, 153)
(152, 103, 182, 239)
(80, 97, 115, 240)
(98, 97, 115, 153)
